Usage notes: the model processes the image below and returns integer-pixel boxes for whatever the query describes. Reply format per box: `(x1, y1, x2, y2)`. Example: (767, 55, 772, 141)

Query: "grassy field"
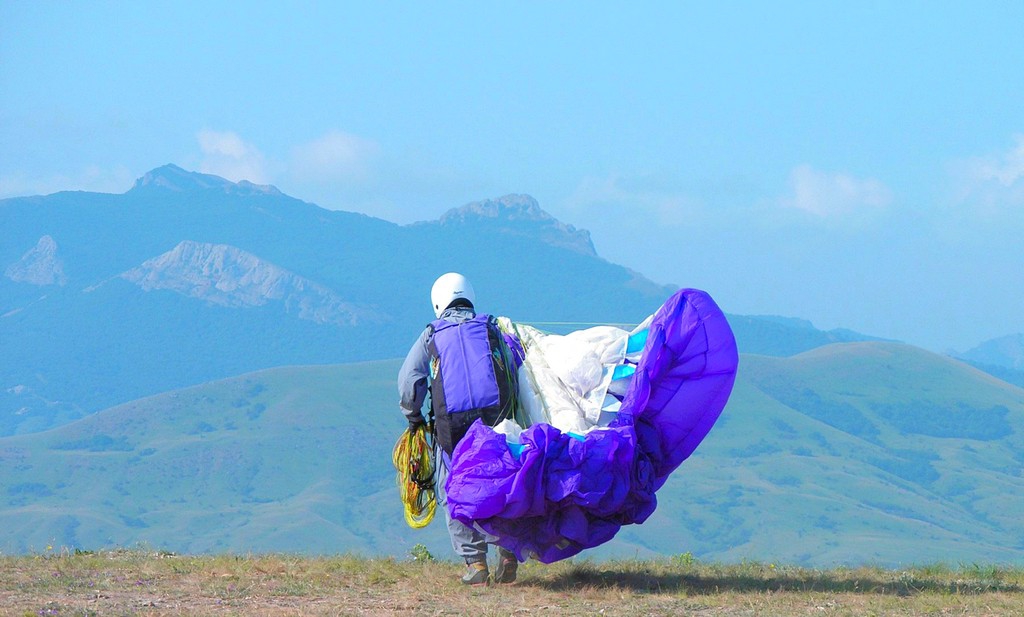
(1, 550, 1021, 616)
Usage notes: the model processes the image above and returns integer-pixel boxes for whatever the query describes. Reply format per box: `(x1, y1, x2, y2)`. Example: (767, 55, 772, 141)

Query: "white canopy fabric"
(496, 317, 651, 440)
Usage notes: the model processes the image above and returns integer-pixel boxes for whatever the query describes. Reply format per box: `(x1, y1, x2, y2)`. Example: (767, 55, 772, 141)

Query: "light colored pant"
(436, 451, 493, 564)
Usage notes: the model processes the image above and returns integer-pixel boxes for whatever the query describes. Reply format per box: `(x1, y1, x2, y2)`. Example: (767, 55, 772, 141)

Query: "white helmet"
(430, 272, 476, 318)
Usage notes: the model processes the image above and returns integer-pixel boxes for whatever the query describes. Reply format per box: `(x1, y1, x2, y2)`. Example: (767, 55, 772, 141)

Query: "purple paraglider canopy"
(444, 288, 739, 563)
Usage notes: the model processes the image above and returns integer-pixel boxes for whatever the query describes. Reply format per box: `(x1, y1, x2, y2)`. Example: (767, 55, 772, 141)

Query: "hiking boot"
(494, 548, 518, 584)
(461, 560, 489, 586)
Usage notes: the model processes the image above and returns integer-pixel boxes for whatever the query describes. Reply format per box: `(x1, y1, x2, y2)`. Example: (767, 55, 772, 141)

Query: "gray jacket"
(397, 305, 476, 422)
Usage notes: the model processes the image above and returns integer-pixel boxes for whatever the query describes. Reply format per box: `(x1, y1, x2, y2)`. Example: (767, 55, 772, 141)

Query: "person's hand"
(407, 414, 426, 432)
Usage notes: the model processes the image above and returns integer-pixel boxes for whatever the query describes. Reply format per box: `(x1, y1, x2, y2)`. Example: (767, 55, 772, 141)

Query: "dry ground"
(1, 550, 1021, 616)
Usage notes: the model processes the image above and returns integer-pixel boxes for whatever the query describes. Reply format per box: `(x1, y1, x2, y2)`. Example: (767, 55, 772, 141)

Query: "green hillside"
(617, 343, 1024, 565)
(0, 361, 454, 558)
(1, 343, 1022, 566)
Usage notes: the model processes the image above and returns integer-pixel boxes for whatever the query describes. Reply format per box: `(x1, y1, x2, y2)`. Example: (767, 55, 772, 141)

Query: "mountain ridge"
(2, 164, 1017, 437)
(953, 333, 1024, 389)
(958, 333, 1024, 371)
(129, 163, 284, 197)
(434, 194, 597, 256)
(0, 165, 673, 434)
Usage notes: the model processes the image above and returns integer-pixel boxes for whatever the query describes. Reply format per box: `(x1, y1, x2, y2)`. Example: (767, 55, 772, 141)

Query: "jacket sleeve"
(397, 327, 431, 421)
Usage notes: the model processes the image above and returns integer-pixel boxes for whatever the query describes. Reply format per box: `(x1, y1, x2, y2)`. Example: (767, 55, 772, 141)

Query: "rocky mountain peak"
(4, 235, 68, 286)
(129, 164, 282, 197)
(439, 194, 597, 256)
(119, 241, 374, 326)
(440, 194, 547, 223)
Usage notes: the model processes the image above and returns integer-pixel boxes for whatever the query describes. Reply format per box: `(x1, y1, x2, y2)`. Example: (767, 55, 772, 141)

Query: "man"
(397, 272, 519, 585)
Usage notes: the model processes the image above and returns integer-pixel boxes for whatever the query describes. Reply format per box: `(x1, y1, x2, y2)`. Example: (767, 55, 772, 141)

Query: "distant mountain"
(954, 334, 1024, 389)
(435, 194, 597, 257)
(2, 342, 1021, 566)
(727, 314, 889, 357)
(3, 164, 1008, 437)
(130, 164, 283, 196)
(1, 165, 678, 435)
(958, 333, 1024, 370)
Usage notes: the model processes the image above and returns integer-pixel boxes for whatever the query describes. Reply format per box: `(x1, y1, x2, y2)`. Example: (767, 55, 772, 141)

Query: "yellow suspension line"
(392, 424, 437, 529)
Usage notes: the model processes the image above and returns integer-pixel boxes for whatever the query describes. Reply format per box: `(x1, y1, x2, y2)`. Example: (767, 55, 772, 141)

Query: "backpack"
(427, 313, 518, 456)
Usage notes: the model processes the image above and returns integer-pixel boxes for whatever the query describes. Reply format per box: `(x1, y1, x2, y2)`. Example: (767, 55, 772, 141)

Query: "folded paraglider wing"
(445, 288, 739, 563)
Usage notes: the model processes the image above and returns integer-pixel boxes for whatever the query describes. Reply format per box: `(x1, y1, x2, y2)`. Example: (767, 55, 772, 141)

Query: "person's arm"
(397, 327, 431, 425)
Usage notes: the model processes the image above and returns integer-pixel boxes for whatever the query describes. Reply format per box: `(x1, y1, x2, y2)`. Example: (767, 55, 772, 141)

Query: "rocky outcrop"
(4, 235, 68, 286)
(438, 194, 597, 256)
(121, 241, 374, 326)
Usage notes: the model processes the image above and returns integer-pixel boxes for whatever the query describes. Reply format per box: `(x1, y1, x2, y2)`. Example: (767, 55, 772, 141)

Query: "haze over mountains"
(2, 165, 1023, 564)
(4, 164, 1019, 435)
(2, 165, 674, 434)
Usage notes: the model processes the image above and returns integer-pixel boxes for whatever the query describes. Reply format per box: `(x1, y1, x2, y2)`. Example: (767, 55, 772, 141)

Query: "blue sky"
(2, 2, 1022, 351)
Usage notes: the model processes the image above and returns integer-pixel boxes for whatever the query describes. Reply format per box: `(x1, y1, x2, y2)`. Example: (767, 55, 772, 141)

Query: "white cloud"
(288, 130, 380, 184)
(196, 129, 267, 183)
(781, 165, 892, 218)
(954, 135, 1024, 215)
(970, 135, 1024, 186)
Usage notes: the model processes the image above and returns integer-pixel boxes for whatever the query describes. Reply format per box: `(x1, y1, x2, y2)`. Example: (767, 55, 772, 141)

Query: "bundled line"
(392, 424, 437, 529)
